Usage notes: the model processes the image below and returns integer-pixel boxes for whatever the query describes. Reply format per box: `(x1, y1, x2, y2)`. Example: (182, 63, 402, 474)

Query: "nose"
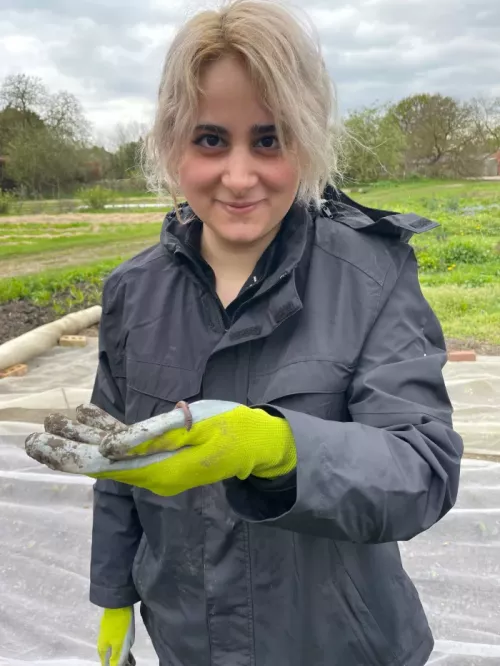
(221, 147, 259, 195)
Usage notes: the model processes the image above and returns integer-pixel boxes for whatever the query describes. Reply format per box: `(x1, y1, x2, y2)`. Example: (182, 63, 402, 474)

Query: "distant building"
(482, 150, 500, 177)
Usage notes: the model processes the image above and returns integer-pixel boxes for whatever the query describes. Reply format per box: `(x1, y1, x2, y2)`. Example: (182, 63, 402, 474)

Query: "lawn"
(353, 180, 500, 348)
(0, 179, 499, 350)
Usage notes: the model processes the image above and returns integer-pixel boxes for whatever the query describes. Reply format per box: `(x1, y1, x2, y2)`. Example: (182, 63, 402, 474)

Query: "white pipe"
(0, 306, 101, 371)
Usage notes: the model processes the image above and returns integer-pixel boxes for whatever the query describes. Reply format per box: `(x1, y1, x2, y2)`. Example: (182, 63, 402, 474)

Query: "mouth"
(218, 200, 263, 214)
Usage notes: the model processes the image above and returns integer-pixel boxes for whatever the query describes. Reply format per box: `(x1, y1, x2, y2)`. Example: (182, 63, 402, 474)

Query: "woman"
(26, 1, 463, 665)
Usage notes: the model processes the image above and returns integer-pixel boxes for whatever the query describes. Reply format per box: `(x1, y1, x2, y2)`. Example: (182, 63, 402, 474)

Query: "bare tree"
(110, 120, 148, 151)
(0, 74, 48, 115)
(470, 97, 500, 151)
(45, 90, 92, 143)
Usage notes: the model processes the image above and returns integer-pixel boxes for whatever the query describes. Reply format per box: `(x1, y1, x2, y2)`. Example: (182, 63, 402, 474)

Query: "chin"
(211, 215, 272, 244)
(220, 228, 266, 246)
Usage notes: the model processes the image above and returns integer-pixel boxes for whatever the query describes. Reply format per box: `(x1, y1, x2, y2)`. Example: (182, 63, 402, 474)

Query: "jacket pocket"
(125, 358, 202, 423)
(247, 359, 352, 421)
(331, 542, 424, 666)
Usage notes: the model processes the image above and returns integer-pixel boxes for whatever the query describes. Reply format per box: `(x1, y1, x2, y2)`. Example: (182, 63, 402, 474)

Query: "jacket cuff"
(224, 403, 298, 521)
(248, 469, 297, 492)
(90, 581, 141, 609)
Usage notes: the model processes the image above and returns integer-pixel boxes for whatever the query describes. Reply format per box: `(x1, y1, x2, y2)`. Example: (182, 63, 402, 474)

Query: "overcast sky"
(1, 0, 499, 143)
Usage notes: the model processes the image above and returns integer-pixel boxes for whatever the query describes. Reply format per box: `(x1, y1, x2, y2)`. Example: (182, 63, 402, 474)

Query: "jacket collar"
(160, 200, 312, 290)
(318, 185, 439, 242)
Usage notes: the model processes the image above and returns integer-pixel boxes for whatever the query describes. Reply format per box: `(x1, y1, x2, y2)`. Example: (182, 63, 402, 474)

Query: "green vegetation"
(0, 191, 14, 214)
(0, 260, 118, 302)
(0, 221, 162, 259)
(75, 186, 117, 210)
(355, 180, 500, 344)
(0, 260, 121, 317)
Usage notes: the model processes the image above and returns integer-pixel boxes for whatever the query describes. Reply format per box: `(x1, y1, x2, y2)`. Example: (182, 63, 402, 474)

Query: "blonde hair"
(142, 0, 343, 214)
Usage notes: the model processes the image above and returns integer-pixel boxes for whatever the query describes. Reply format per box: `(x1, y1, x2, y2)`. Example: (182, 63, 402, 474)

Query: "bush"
(413, 247, 440, 272)
(440, 240, 491, 265)
(0, 191, 15, 215)
(77, 186, 116, 210)
(413, 239, 493, 273)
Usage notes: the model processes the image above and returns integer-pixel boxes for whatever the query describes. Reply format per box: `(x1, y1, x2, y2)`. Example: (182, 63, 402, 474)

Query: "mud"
(25, 432, 88, 472)
(24, 432, 65, 471)
(44, 412, 103, 445)
(76, 403, 127, 432)
(44, 413, 70, 436)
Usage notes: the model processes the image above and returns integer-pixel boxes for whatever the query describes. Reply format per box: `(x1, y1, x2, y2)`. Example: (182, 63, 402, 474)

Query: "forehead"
(197, 56, 274, 128)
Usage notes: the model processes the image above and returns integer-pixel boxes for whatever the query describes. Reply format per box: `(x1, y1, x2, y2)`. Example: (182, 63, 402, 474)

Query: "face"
(177, 56, 300, 248)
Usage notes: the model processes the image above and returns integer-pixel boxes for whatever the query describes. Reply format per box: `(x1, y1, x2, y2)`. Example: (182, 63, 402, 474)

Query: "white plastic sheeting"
(0, 342, 499, 665)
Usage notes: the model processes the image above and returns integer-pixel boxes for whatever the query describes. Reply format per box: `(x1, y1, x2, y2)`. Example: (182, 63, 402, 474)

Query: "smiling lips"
(219, 200, 262, 213)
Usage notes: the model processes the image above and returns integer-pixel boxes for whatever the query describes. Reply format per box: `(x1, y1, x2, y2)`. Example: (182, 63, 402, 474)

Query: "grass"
(0, 178, 499, 347)
(0, 222, 162, 259)
(354, 179, 500, 345)
(422, 284, 500, 344)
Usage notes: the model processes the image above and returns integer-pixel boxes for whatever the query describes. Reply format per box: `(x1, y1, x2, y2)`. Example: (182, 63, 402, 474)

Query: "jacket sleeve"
(89, 276, 143, 608)
(225, 245, 464, 543)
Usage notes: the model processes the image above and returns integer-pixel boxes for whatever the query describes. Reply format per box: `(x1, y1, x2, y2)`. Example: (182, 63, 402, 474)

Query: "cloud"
(1, 0, 499, 138)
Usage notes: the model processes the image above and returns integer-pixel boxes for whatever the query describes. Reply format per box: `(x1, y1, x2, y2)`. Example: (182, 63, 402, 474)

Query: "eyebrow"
(194, 124, 276, 135)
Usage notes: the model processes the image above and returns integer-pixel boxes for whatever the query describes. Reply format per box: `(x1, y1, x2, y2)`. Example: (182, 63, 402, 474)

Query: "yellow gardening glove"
(97, 606, 134, 666)
(98, 403, 297, 495)
(25, 401, 297, 497)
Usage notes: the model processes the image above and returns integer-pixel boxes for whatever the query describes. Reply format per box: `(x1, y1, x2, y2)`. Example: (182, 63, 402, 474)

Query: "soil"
(0, 286, 101, 345)
(1, 299, 500, 355)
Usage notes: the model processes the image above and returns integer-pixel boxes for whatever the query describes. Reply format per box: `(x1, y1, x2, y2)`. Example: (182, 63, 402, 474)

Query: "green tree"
(0, 74, 92, 196)
(343, 104, 406, 182)
(390, 93, 480, 176)
(110, 141, 142, 179)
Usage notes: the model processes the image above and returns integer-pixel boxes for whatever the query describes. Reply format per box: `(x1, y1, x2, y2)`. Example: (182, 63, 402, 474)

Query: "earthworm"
(175, 401, 193, 431)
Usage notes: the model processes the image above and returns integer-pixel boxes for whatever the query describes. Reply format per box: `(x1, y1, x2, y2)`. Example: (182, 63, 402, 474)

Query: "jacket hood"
(319, 185, 439, 242)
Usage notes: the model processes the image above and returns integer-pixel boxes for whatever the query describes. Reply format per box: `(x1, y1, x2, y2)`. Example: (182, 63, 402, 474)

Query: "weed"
(77, 186, 117, 210)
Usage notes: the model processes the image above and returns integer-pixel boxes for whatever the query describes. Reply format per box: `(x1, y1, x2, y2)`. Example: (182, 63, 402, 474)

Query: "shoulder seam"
(313, 239, 391, 287)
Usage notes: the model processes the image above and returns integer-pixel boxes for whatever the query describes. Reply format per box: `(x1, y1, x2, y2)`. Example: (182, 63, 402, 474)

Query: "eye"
(194, 134, 224, 148)
(256, 135, 280, 149)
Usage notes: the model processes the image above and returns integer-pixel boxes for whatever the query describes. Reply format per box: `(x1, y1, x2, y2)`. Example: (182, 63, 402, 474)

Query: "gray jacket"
(90, 192, 463, 666)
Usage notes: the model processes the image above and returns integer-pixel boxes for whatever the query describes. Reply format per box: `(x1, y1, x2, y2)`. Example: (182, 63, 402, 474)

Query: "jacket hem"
(388, 630, 434, 666)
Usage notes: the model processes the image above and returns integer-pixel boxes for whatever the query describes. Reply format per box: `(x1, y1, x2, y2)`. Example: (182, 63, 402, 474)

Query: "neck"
(200, 225, 279, 282)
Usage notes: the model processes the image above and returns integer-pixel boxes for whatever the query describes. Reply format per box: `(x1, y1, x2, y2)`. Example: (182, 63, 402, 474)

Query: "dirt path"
(0, 238, 157, 278)
(0, 211, 166, 225)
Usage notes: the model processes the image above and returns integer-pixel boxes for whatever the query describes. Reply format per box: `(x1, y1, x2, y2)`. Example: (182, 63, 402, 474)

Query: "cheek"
(178, 155, 219, 191)
(262, 158, 300, 193)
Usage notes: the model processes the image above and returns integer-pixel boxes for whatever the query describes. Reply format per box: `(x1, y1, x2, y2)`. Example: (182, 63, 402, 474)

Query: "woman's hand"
(25, 400, 297, 496)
